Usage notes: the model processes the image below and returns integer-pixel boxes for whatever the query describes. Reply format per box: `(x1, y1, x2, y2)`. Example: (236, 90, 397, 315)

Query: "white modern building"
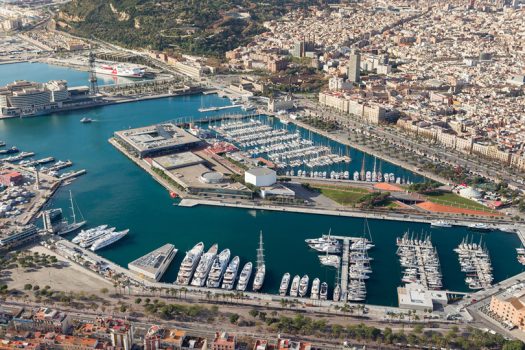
(397, 283, 448, 311)
(245, 167, 277, 187)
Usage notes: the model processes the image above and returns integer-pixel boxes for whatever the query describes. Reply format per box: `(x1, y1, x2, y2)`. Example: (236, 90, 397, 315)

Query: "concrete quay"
(108, 138, 187, 199)
(49, 238, 430, 322)
(178, 198, 516, 227)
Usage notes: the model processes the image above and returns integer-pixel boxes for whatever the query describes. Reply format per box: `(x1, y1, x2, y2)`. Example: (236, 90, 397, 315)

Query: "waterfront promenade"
(178, 198, 515, 227)
(47, 238, 442, 323)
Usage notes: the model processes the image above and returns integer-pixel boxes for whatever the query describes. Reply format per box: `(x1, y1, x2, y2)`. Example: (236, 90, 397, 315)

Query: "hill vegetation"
(57, 0, 322, 57)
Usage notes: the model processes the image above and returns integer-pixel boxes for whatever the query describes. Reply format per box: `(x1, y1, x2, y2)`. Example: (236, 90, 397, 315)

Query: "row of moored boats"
(72, 224, 129, 251)
(175, 240, 266, 292)
(454, 237, 493, 290)
(396, 232, 442, 290)
(211, 119, 350, 169)
(279, 273, 330, 300)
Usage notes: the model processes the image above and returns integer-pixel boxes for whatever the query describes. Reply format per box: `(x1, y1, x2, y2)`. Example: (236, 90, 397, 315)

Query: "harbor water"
(1, 63, 523, 306)
(0, 62, 148, 87)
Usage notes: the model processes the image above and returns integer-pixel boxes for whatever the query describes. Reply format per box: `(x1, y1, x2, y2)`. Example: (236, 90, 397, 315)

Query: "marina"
(210, 118, 351, 171)
(0, 63, 522, 307)
(128, 243, 178, 282)
(454, 237, 494, 290)
(396, 232, 443, 290)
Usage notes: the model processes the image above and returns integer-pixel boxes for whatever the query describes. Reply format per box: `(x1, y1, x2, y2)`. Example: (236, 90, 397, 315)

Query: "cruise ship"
(236, 262, 252, 291)
(279, 273, 290, 296)
(90, 229, 129, 251)
(79, 227, 116, 248)
(221, 256, 240, 290)
(71, 225, 108, 244)
(95, 64, 145, 78)
(175, 242, 204, 285)
(190, 244, 218, 287)
(206, 248, 231, 288)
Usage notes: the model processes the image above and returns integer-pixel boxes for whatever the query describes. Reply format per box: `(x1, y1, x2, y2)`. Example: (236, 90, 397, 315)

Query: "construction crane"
(88, 51, 99, 95)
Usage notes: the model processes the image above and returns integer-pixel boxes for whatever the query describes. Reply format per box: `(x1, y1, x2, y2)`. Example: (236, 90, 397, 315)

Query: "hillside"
(57, 0, 321, 57)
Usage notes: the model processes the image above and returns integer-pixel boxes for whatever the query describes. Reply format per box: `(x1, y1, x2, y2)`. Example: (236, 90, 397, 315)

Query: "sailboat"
(57, 190, 86, 235)
(252, 231, 266, 292)
(371, 157, 377, 182)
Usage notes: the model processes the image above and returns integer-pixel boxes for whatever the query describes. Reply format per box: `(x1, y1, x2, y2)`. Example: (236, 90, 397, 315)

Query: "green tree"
(503, 340, 525, 350)
(229, 314, 240, 324)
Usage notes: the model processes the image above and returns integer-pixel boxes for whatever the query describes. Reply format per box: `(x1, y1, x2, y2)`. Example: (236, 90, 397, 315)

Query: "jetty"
(198, 104, 242, 112)
(128, 243, 178, 282)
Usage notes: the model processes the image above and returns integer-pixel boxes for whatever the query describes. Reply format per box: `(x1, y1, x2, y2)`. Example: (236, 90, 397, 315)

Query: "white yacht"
(319, 254, 340, 268)
(310, 278, 320, 300)
(430, 220, 453, 228)
(253, 232, 266, 292)
(298, 275, 309, 297)
(499, 226, 517, 233)
(221, 256, 240, 290)
(236, 262, 252, 291)
(190, 244, 218, 287)
(79, 227, 116, 248)
(90, 229, 129, 251)
(320, 282, 328, 300)
(468, 223, 492, 231)
(308, 239, 341, 253)
(279, 273, 291, 296)
(252, 265, 265, 292)
(176, 242, 204, 285)
(289, 275, 300, 297)
(206, 249, 231, 288)
(333, 284, 341, 302)
(72, 225, 108, 244)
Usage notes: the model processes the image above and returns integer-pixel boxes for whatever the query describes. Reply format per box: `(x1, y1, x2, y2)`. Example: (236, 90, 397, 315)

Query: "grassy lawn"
(424, 191, 490, 211)
(312, 185, 370, 206)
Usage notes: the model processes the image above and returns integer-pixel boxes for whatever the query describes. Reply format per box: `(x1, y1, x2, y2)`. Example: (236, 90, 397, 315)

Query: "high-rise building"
(347, 49, 361, 83)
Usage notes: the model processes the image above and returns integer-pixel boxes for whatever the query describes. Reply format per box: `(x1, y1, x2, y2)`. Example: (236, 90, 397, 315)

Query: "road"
(297, 96, 525, 192)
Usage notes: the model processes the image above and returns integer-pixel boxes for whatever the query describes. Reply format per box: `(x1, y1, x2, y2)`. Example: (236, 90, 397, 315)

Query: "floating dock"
(128, 243, 178, 281)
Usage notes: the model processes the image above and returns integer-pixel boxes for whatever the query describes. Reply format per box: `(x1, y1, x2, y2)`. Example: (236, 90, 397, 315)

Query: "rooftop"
(115, 123, 200, 154)
(128, 244, 177, 276)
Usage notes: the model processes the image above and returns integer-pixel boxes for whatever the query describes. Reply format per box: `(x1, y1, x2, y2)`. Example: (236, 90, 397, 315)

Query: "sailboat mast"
(256, 231, 265, 269)
(69, 190, 76, 224)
